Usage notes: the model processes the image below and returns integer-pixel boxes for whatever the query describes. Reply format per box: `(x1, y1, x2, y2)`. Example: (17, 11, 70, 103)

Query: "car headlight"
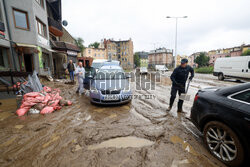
(90, 87, 99, 94)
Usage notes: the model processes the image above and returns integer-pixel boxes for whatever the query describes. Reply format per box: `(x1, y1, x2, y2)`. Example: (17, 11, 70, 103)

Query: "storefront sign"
(67, 50, 77, 56)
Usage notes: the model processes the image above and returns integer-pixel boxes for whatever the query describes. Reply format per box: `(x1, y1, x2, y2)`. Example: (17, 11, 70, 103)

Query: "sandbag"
(16, 107, 29, 116)
(67, 101, 72, 106)
(40, 106, 54, 114)
(43, 86, 52, 93)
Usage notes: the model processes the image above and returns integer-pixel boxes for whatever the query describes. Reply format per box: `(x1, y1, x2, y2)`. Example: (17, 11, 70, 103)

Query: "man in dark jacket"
(67, 60, 75, 82)
(167, 58, 194, 112)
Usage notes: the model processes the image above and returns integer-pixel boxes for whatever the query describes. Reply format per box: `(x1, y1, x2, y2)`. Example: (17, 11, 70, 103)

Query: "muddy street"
(0, 73, 239, 167)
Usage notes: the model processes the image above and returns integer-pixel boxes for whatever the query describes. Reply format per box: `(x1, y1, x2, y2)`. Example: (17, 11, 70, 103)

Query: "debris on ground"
(20, 71, 43, 94)
(15, 71, 72, 116)
(16, 86, 72, 116)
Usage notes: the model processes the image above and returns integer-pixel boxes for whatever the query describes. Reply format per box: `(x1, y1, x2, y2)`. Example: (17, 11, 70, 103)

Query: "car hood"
(92, 79, 130, 90)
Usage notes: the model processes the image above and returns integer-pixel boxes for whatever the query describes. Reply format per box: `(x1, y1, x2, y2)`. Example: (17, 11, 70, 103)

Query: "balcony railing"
(48, 17, 62, 31)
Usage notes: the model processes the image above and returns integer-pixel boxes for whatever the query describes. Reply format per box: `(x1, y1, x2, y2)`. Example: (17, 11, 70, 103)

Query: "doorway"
(24, 54, 33, 72)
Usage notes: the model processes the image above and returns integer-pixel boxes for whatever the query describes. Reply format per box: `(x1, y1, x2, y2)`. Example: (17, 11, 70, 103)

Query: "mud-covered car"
(89, 65, 132, 105)
(190, 83, 250, 167)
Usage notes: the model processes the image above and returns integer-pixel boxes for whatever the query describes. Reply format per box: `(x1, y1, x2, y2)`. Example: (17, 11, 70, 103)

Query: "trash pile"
(16, 71, 72, 116)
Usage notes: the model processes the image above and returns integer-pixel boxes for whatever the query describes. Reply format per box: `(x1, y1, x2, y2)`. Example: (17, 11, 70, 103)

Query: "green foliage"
(195, 66, 214, 74)
(194, 52, 210, 67)
(88, 42, 100, 49)
(75, 37, 85, 52)
(134, 52, 140, 67)
(241, 49, 250, 56)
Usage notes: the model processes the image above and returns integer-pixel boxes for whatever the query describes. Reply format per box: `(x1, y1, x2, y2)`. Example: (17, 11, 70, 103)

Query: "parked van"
(155, 65, 168, 72)
(213, 56, 250, 80)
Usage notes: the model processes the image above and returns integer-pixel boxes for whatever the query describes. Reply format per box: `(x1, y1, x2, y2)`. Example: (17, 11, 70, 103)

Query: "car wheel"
(203, 121, 244, 167)
(218, 73, 224, 80)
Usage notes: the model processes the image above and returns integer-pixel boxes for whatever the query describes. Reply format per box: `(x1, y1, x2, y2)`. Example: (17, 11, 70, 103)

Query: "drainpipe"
(3, 0, 17, 71)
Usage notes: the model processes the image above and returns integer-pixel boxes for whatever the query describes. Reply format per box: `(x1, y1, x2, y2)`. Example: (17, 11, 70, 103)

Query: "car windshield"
(92, 62, 104, 69)
(95, 69, 126, 80)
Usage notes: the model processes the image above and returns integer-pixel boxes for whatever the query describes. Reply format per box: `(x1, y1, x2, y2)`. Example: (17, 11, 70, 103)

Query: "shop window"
(13, 8, 29, 30)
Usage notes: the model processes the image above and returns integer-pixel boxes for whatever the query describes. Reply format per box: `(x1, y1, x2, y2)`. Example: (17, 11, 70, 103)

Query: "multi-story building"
(148, 48, 173, 69)
(189, 52, 201, 68)
(83, 47, 107, 60)
(176, 55, 190, 66)
(2, 0, 53, 75)
(230, 46, 242, 57)
(0, 0, 79, 77)
(137, 51, 148, 67)
(104, 38, 134, 69)
(0, 0, 12, 71)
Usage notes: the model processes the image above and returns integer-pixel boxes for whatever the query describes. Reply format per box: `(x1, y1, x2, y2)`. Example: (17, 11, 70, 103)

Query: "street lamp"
(166, 16, 187, 68)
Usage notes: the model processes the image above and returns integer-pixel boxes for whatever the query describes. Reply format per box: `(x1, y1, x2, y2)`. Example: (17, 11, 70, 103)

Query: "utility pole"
(166, 16, 187, 68)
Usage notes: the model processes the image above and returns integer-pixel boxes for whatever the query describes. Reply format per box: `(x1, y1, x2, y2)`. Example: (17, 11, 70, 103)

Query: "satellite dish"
(62, 20, 68, 26)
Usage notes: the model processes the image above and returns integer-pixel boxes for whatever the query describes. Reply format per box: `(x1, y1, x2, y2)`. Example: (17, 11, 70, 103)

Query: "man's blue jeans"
(69, 71, 74, 81)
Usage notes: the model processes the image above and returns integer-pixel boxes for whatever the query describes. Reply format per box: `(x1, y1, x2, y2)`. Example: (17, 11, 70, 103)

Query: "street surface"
(0, 72, 240, 167)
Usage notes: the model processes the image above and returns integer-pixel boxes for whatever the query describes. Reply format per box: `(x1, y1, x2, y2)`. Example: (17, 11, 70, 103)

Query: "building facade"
(0, 0, 12, 71)
(83, 47, 107, 60)
(148, 48, 173, 69)
(104, 38, 134, 69)
(2, 0, 53, 75)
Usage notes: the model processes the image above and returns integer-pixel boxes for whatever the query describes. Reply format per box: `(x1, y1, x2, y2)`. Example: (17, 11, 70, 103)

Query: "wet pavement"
(0, 72, 239, 167)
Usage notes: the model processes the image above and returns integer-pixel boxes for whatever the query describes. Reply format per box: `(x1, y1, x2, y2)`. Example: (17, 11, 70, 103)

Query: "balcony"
(50, 40, 80, 52)
(48, 17, 63, 37)
(0, 21, 5, 32)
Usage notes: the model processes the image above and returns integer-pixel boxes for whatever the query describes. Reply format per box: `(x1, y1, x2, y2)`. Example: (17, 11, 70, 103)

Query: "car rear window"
(231, 90, 250, 104)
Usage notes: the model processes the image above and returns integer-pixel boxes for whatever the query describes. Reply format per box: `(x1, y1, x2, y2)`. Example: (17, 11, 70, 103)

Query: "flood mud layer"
(0, 73, 238, 167)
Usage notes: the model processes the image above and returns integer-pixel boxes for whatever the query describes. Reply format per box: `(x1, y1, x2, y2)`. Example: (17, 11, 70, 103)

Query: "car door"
(243, 59, 250, 78)
(228, 89, 250, 144)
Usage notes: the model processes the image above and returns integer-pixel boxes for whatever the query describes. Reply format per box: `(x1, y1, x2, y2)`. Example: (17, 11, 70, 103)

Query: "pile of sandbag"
(16, 86, 72, 116)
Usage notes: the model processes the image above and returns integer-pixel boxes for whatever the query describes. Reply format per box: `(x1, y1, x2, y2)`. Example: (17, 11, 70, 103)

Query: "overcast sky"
(62, 0, 250, 55)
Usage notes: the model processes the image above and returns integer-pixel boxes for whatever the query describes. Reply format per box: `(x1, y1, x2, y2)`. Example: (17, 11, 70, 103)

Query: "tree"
(194, 52, 210, 67)
(241, 50, 250, 56)
(75, 37, 85, 53)
(88, 42, 100, 49)
(134, 52, 140, 67)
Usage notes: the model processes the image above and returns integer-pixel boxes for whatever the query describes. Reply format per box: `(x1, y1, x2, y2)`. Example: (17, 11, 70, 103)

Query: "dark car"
(190, 83, 250, 167)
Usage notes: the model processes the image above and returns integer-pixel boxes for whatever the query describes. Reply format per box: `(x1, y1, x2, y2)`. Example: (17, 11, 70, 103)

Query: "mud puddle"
(88, 136, 154, 150)
(0, 98, 17, 112)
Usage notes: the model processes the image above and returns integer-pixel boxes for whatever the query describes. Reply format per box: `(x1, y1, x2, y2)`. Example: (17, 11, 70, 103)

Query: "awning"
(44, 47, 57, 53)
(15, 43, 37, 48)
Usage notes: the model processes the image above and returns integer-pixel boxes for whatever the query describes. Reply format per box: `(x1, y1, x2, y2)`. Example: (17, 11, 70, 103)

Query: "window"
(232, 90, 250, 104)
(13, 8, 29, 30)
(35, 0, 44, 8)
(248, 61, 250, 69)
(36, 18, 47, 37)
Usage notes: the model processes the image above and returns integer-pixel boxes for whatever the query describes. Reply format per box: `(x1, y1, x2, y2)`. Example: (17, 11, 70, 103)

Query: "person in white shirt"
(75, 62, 85, 95)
